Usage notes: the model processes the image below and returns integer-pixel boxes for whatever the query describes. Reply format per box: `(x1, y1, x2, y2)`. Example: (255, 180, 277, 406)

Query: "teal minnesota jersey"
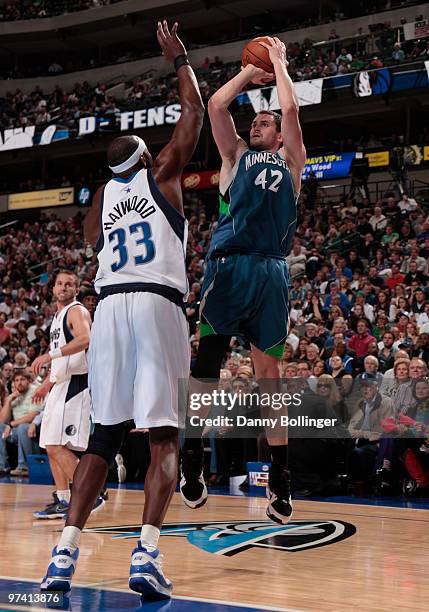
(208, 148, 298, 258)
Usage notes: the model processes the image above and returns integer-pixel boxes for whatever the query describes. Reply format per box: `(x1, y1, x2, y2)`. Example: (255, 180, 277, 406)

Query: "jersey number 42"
(254, 169, 283, 193)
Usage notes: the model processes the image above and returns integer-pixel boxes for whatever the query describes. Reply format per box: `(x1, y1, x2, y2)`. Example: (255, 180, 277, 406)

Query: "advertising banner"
(8, 187, 75, 210)
(182, 170, 220, 191)
(302, 152, 356, 180)
(403, 19, 429, 41)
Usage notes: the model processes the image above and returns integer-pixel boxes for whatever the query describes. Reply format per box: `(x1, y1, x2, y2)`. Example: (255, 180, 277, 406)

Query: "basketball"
(242, 36, 274, 72)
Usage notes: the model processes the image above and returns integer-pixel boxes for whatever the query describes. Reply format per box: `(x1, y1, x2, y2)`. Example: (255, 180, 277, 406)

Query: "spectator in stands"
(1, 363, 14, 393)
(0, 313, 11, 345)
(369, 206, 387, 232)
(392, 358, 428, 414)
(392, 42, 405, 63)
(378, 331, 396, 372)
(386, 264, 405, 291)
(287, 242, 307, 277)
(336, 47, 352, 65)
(348, 374, 393, 488)
(358, 355, 384, 384)
(348, 319, 376, 358)
(0, 371, 41, 476)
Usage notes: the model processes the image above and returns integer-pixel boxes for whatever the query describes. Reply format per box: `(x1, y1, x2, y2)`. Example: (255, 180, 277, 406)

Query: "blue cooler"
(247, 461, 271, 488)
(27, 454, 54, 485)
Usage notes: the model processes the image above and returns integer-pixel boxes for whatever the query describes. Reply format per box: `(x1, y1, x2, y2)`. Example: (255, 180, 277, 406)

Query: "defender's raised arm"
(153, 21, 205, 198)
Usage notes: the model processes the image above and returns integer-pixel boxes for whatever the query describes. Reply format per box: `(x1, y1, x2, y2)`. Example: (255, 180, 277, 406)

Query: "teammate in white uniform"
(41, 20, 204, 599)
(31, 271, 101, 519)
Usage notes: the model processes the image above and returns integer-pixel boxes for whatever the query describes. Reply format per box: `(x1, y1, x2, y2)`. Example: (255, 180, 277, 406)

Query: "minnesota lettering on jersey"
(245, 151, 288, 172)
(103, 195, 156, 230)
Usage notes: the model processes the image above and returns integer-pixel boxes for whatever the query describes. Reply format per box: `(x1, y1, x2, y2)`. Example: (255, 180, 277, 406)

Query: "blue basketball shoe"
(33, 493, 69, 520)
(41, 546, 79, 592)
(129, 542, 172, 599)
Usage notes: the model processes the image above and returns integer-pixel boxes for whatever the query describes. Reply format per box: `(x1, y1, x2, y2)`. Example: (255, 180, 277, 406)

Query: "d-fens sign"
(78, 104, 181, 135)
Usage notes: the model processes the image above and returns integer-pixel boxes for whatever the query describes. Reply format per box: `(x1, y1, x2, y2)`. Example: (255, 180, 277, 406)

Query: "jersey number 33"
(108, 221, 155, 272)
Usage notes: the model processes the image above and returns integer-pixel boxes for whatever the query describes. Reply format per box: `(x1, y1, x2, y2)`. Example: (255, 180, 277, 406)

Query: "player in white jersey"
(41, 21, 204, 599)
(30, 271, 102, 518)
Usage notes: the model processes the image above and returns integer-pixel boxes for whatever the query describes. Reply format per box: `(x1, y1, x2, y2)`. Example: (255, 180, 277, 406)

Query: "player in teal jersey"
(180, 37, 306, 524)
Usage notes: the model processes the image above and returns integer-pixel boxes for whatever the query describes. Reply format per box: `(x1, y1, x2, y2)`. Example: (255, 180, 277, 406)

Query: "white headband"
(109, 136, 147, 173)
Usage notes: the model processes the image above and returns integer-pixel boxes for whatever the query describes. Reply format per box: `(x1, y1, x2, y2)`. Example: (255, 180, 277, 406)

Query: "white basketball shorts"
(39, 374, 91, 452)
(88, 292, 190, 429)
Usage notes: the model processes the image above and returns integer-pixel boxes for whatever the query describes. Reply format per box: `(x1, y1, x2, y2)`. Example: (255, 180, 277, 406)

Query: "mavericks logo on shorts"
(85, 519, 356, 556)
(65, 425, 77, 436)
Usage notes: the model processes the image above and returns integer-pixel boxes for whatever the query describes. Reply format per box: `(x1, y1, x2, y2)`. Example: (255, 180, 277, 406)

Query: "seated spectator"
(0, 313, 11, 345)
(381, 225, 400, 247)
(286, 242, 307, 277)
(315, 374, 345, 421)
(386, 264, 405, 291)
(14, 352, 29, 371)
(0, 371, 41, 476)
(392, 42, 405, 62)
(380, 357, 410, 400)
(312, 359, 326, 378)
(305, 343, 321, 369)
(348, 374, 393, 488)
(378, 331, 397, 372)
(412, 332, 429, 362)
(392, 358, 428, 414)
(348, 319, 376, 358)
(404, 263, 427, 287)
(398, 194, 418, 212)
(392, 378, 429, 495)
(303, 321, 325, 350)
(1, 362, 14, 394)
(357, 355, 384, 384)
(328, 355, 353, 396)
(323, 283, 350, 314)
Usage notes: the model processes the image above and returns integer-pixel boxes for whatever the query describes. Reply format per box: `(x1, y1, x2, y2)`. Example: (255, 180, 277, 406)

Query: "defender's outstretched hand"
(259, 37, 288, 67)
(157, 20, 186, 62)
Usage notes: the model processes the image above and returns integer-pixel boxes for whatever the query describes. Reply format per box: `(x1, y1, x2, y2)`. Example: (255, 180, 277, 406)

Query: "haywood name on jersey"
(103, 195, 156, 230)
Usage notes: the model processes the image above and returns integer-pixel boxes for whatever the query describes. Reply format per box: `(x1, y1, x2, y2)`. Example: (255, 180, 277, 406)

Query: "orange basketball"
(242, 36, 274, 72)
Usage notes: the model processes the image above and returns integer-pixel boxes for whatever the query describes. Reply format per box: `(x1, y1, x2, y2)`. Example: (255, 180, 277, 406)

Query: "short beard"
(250, 140, 265, 151)
(55, 295, 75, 305)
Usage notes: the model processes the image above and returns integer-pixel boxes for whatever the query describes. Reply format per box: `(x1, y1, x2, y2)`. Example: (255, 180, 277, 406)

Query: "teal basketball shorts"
(199, 253, 291, 358)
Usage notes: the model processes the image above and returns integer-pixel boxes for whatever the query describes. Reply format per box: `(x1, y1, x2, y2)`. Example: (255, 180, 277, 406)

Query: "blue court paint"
(0, 579, 282, 612)
(2, 476, 429, 510)
(104, 481, 429, 510)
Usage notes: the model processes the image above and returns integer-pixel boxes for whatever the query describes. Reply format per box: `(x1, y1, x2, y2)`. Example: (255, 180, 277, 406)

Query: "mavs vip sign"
(302, 152, 356, 180)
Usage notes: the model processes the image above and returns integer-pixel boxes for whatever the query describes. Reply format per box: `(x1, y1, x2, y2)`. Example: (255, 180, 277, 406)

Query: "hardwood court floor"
(0, 483, 428, 611)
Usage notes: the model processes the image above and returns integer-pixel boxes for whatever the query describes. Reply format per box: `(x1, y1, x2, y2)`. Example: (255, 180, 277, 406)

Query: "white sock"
(56, 490, 71, 504)
(58, 526, 81, 553)
(140, 525, 160, 552)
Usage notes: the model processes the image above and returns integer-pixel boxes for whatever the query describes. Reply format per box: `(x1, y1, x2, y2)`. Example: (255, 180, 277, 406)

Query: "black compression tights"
(184, 334, 231, 451)
(191, 333, 232, 379)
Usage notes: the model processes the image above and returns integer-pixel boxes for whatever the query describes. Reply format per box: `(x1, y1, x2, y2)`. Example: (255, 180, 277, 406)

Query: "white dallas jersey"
(94, 169, 188, 295)
(49, 301, 88, 383)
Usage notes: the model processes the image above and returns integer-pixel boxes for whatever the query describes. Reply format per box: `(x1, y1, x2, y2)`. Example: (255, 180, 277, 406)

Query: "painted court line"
(0, 576, 309, 612)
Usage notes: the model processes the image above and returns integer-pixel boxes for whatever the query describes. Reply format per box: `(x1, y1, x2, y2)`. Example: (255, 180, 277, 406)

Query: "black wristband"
(174, 54, 190, 71)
